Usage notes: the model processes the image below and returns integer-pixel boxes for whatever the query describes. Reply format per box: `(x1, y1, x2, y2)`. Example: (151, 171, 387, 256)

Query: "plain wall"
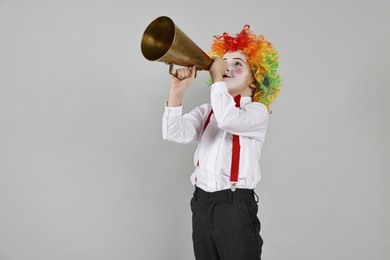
(0, 0, 389, 259)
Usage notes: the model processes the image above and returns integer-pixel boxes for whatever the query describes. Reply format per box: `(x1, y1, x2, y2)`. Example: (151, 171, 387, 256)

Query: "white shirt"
(162, 82, 269, 192)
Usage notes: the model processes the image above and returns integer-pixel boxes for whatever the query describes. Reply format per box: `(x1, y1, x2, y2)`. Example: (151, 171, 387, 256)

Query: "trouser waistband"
(193, 186, 259, 204)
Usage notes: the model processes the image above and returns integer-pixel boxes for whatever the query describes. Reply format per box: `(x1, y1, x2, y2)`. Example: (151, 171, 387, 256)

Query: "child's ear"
(249, 82, 257, 92)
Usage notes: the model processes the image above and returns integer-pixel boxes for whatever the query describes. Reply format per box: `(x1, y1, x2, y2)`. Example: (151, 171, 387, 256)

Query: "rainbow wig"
(209, 25, 281, 110)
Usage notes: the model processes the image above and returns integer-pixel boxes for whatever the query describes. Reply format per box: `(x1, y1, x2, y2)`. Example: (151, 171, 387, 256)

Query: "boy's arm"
(167, 66, 196, 107)
(162, 104, 209, 143)
(162, 66, 204, 143)
(210, 82, 269, 139)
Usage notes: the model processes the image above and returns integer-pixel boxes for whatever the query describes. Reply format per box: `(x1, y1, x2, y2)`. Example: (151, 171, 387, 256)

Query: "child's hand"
(170, 66, 196, 92)
(209, 57, 227, 83)
(167, 66, 196, 107)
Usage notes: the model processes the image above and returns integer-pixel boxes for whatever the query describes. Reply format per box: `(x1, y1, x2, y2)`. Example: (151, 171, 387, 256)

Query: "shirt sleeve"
(210, 82, 269, 140)
(162, 103, 210, 144)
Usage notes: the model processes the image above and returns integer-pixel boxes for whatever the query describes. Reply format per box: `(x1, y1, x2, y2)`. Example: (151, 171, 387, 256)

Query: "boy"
(162, 25, 281, 260)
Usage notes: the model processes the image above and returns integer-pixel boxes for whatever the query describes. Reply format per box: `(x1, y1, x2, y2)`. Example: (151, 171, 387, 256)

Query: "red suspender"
(230, 95, 241, 191)
(200, 95, 241, 192)
(197, 110, 214, 167)
(203, 109, 214, 132)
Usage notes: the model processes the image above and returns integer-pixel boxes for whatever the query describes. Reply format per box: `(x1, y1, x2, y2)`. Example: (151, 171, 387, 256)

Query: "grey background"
(0, 0, 389, 259)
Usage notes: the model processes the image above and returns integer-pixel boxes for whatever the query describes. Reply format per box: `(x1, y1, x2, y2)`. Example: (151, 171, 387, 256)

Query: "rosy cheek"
(233, 68, 243, 75)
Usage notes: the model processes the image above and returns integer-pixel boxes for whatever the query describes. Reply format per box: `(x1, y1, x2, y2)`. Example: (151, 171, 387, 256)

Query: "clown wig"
(209, 25, 281, 110)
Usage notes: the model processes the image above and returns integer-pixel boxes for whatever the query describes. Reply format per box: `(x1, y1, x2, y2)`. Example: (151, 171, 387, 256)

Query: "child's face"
(222, 51, 255, 97)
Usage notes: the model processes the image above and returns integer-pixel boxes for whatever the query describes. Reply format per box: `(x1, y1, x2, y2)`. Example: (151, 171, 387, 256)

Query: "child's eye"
(234, 61, 242, 66)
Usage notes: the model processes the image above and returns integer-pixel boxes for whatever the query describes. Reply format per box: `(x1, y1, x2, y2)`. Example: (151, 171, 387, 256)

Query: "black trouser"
(190, 186, 263, 260)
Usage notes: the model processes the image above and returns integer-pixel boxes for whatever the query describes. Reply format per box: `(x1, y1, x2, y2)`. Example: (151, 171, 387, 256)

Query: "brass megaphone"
(141, 16, 212, 75)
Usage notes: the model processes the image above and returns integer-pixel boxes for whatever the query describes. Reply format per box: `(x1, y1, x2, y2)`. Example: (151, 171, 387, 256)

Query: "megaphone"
(140, 16, 212, 75)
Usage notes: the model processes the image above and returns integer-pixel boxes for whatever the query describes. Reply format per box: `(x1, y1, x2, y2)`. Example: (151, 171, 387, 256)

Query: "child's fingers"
(176, 67, 192, 80)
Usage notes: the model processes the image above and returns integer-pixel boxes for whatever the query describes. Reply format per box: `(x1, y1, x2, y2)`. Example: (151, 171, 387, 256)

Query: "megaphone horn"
(141, 16, 212, 75)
